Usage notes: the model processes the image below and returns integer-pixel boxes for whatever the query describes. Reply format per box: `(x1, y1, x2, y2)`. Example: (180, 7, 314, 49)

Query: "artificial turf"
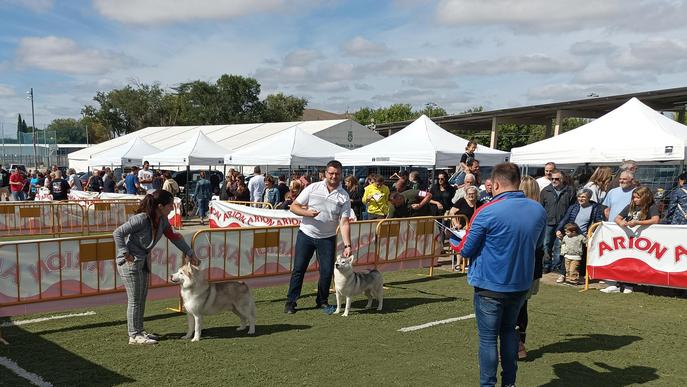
(1, 268, 686, 386)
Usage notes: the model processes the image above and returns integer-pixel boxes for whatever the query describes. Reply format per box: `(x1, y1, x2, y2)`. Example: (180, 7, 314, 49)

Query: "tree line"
(40, 74, 308, 144)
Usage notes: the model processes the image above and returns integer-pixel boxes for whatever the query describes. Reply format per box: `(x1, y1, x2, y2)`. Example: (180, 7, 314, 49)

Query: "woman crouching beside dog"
(114, 189, 199, 345)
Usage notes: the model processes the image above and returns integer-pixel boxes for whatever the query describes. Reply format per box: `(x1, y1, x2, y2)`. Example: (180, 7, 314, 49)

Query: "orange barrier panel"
(373, 215, 467, 276)
(0, 201, 86, 237)
(0, 233, 179, 308)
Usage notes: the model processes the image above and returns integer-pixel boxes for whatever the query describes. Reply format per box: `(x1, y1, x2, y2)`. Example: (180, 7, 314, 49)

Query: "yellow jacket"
(363, 183, 390, 216)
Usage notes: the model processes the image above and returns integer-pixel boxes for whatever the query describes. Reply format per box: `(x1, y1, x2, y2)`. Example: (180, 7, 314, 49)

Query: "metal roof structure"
(374, 87, 687, 147)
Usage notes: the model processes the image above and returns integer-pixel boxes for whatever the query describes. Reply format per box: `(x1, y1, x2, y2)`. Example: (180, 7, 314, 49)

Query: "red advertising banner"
(587, 222, 687, 288)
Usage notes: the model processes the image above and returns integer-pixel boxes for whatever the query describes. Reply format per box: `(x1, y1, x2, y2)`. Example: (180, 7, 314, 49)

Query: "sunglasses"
(551, 177, 561, 181)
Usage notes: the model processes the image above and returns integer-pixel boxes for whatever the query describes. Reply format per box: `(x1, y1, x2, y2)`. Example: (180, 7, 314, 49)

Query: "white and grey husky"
(170, 263, 256, 341)
(333, 255, 384, 316)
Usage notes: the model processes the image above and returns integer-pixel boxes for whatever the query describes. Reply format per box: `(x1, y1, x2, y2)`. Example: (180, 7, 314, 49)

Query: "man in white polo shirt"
(138, 161, 154, 193)
(285, 160, 352, 314)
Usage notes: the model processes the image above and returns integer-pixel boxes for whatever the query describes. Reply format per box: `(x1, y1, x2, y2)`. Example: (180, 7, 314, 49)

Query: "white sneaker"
(622, 286, 634, 294)
(600, 285, 620, 293)
(129, 335, 158, 345)
(556, 275, 565, 283)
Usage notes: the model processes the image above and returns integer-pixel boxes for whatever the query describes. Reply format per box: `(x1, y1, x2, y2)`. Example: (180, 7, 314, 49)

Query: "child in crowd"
(559, 223, 587, 285)
(459, 140, 477, 173)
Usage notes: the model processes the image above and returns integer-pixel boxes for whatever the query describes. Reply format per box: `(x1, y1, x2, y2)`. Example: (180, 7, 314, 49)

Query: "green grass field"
(1, 269, 686, 386)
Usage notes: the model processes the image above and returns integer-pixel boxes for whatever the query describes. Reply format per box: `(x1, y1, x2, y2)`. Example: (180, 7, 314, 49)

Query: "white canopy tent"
(334, 115, 510, 167)
(144, 129, 228, 166)
(87, 137, 160, 167)
(510, 98, 687, 165)
(224, 126, 348, 166)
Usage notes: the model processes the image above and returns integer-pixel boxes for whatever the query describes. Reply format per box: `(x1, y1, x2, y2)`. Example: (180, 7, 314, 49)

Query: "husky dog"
(170, 263, 256, 341)
(333, 255, 384, 316)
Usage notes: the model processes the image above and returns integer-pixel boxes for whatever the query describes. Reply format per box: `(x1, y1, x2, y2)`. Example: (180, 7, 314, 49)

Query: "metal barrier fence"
(0, 198, 182, 238)
(0, 201, 86, 237)
(0, 234, 180, 307)
(0, 215, 466, 312)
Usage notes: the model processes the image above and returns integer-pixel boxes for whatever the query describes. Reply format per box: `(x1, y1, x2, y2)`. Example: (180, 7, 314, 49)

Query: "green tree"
(261, 93, 308, 122)
(46, 118, 86, 143)
(82, 82, 176, 137)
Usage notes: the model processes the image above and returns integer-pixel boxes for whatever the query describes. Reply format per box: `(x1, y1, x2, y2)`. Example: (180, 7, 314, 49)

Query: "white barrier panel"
(209, 200, 301, 228)
(588, 222, 687, 288)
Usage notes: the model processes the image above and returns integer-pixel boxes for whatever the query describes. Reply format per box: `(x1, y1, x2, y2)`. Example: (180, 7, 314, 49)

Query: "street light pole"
(27, 88, 37, 169)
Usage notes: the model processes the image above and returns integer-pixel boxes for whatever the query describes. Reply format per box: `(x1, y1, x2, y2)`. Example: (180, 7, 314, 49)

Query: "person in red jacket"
(9, 169, 26, 201)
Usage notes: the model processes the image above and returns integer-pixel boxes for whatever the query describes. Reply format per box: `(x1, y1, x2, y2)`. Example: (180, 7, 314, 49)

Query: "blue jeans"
(286, 230, 336, 306)
(542, 225, 562, 274)
(10, 191, 25, 201)
(474, 292, 527, 387)
(196, 198, 209, 217)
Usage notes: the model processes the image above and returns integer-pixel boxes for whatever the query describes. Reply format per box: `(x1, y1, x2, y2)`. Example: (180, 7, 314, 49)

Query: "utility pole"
(27, 88, 37, 169)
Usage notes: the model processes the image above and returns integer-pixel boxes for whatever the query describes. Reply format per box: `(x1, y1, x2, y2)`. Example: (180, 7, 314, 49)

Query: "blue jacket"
(458, 190, 546, 293)
(556, 202, 605, 233)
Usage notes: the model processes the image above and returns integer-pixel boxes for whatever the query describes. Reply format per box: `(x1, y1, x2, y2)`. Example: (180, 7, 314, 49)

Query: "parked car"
(172, 170, 224, 196)
(9, 164, 27, 174)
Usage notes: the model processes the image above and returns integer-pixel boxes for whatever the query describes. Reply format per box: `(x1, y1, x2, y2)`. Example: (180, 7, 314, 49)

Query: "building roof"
(375, 86, 687, 134)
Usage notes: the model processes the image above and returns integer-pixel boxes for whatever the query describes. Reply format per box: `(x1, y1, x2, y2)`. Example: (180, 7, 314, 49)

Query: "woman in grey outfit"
(114, 189, 199, 345)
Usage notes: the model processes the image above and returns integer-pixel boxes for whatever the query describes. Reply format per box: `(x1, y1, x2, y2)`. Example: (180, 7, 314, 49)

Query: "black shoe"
(284, 302, 296, 314)
(316, 303, 330, 309)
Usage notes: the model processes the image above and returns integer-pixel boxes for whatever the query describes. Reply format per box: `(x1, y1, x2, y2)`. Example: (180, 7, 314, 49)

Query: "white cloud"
(16, 36, 130, 75)
(405, 78, 459, 89)
(608, 38, 687, 73)
(570, 41, 619, 56)
(343, 36, 389, 57)
(435, 0, 687, 33)
(527, 83, 630, 102)
(0, 85, 15, 98)
(361, 54, 584, 78)
(572, 67, 655, 86)
(284, 49, 323, 67)
(93, 0, 294, 25)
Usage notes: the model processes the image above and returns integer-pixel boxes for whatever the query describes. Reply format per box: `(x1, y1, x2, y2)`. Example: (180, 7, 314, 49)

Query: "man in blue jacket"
(457, 162, 546, 387)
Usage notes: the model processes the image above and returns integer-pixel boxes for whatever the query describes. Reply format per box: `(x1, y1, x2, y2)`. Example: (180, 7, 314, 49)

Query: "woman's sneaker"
(129, 335, 158, 345)
(556, 275, 565, 283)
(142, 331, 160, 341)
(600, 285, 620, 293)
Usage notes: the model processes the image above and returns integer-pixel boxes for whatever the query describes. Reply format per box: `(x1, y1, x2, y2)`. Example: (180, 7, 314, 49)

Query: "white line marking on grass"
(0, 356, 53, 386)
(1, 311, 96, 327)
(398, 314, 475, 332)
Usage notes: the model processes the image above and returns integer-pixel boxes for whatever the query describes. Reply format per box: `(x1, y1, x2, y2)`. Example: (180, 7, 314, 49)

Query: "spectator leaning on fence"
(457, 162, 546, 387)
(429, 171, 455, 216)
(50, 170, 70, 200)
(603, 171, 636, 222)
(603, 186, 660, 294)
(387, 186, 432, 219)
(363, 175, 390, 220)
(9, 168, 26, 201)
(284, 160, 352, 315)
(113, 190, 199, 345)
(67, 168, 82, 191)
(262, 175, 279, 207)
(664, 172, 687, 225)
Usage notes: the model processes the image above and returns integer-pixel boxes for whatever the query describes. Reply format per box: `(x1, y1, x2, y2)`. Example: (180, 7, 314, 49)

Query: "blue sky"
(1, 0, 686, 134)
